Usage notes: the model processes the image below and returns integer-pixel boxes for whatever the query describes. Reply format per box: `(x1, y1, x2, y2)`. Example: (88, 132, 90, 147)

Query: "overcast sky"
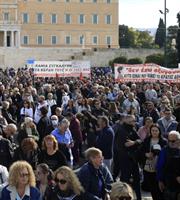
(119, 0, 180, 28)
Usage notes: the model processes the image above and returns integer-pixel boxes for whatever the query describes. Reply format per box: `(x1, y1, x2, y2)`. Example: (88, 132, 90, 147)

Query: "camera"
(151, 144, 161, 156)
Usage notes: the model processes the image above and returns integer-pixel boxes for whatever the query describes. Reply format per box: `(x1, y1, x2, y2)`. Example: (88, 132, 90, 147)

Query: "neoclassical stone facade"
(0, 0, 119, 48)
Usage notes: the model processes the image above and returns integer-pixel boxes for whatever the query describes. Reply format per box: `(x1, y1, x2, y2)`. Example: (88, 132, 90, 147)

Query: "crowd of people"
(0, 66, 180, 200)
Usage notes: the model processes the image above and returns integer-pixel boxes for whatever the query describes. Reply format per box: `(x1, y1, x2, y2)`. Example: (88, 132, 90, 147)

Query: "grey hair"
(169, 131, 180, 140)
(59, 118, 70, 127)
(7, 123, 17, 132)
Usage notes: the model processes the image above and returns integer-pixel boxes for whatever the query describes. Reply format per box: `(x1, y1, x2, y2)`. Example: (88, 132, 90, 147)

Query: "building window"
(37, 0, 42, 2)
(23, 36, 29, 45)
(51, 14, 57, 24)
(80, 0, 84, 3)
(65, 14, 71, 24)
(65, 0, 70, 2)
(106, 36, 111, 45)
(51, 36, 57, 44)
(37, 13, 43, 24)
(4, 12, 9, 21)
(79, 14, 85, 24)
(37, 35, 43, 45)
(51, 0, 56, 1)
(22, 13, 29, 24)
(65, 36, 71, 45)
(92, 0, 97, 3)
(92, 36, 98, 45)
(107, 0, 111, 3)
(92, 14, 98, 24)
(105, 15, 112, 24)
(79, 35, 84, 45)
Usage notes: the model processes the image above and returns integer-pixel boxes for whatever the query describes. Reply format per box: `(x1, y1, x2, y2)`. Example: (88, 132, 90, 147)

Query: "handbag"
(144, 156, 157, 173)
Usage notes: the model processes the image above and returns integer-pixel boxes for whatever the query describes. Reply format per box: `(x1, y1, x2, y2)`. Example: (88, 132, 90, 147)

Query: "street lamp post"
(159, 0, 168, 67)
(164, 0, 167, 68)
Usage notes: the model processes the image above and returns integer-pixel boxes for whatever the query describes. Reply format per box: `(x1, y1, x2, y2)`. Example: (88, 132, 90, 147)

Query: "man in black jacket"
(37, 106, 51, 145)
(113, 114, 142, 200)
(0, 135, 14, 168)
(1, 101, 16, 124)
(157, 131, 180, 200)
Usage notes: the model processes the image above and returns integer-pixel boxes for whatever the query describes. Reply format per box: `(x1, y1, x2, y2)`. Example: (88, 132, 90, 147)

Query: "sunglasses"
(168, 140, 176, 143)
(55, 178, 67, 185)
(19, 173, 29, 178)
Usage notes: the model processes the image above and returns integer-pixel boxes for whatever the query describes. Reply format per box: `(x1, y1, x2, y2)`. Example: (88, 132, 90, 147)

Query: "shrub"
(128, 57, 143, 64)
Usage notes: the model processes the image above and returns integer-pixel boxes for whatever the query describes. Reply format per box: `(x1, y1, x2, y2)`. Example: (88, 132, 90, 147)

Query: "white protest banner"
(30, 61, 91, 78)
(114, 63, 180, 83)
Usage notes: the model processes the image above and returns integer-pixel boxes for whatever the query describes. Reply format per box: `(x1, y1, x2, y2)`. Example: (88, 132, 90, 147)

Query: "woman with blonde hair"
(46, 166, 84, 200)
(1, 161, 41, 200)
(110, 181, 134, 200)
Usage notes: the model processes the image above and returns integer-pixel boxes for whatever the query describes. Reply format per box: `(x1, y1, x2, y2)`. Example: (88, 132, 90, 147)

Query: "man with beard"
(157, 131, 180, 200)
(113, 114, 142, 200)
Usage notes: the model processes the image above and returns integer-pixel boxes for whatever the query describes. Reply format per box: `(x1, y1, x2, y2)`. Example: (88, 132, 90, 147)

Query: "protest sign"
(114, 63, 180, 83)
(30, 61, 91, 78)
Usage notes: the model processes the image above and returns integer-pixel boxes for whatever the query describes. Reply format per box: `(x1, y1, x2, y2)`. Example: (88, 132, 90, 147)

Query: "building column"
(15, 31, 20, 47)
(11, 31, 14, 47)
(4, 30, 7, 47)
(14, 31, 17, 47)
(17, 31, 21, 47)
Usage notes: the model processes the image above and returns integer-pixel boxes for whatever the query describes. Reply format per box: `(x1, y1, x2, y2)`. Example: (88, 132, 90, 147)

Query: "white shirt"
(20, 107, 33, 119)
(34, 102, 51, 124)
(46, 99, 57, 107)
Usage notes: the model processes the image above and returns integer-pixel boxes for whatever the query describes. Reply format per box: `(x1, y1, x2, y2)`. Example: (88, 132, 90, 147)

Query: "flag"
(79, 72, 83, 81)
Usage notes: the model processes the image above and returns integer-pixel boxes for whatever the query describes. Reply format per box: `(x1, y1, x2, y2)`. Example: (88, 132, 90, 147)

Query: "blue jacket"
(78, 162, 113, 200)
(1, 185, 41, 200)
(157, 146, 180, 190)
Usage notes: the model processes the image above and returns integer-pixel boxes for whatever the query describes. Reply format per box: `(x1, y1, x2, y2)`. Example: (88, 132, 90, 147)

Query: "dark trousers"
(113, 151, 121, 180)
(163, 189, 179, 200)
(143, 171, 164, 200)
(120, 158, 142, 200)
(72, 141, 81, 164)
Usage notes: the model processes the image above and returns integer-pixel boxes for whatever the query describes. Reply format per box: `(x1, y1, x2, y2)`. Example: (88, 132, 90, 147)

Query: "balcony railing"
(0, 20, 21, 25)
